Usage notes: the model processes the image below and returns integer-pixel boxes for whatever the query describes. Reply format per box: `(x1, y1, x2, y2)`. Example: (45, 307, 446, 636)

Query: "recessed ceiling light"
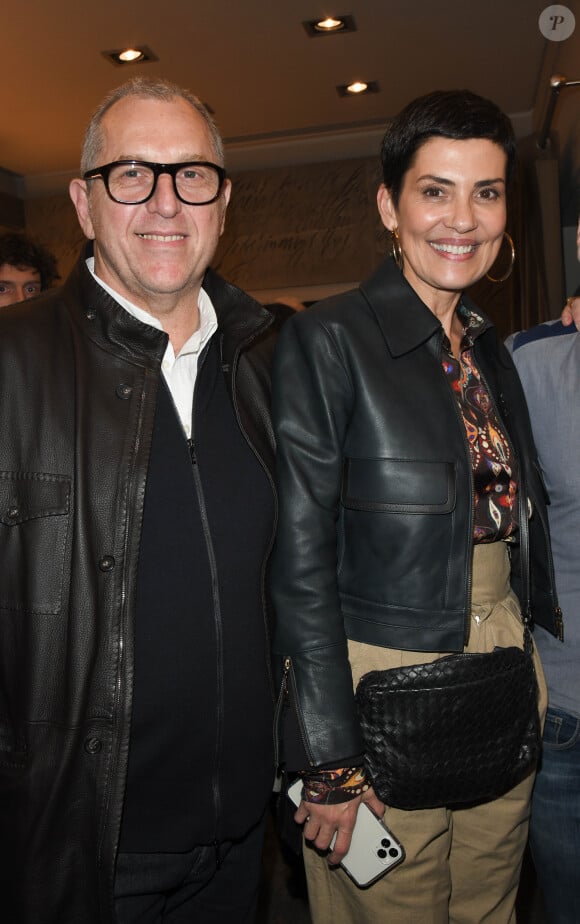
(337, 80, 380, 97)
(118, 49, 144, 63)
(102, 46, 159, 66)
(303, 14, 356, 37)
(316, 17, 344, 31)
(347, 81, 367, 94)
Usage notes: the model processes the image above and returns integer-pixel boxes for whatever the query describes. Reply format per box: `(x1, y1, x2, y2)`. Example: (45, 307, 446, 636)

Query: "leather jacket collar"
(62, 243, 274, 367)
(360, 257, 501, 362)
(360, 258, 442, 357)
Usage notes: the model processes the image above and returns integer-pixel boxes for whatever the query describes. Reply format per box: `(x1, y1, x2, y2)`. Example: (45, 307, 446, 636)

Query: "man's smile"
(136, 232, 186, 241)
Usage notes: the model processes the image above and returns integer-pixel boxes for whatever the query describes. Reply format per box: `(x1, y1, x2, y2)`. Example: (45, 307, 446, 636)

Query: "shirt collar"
(86, 255, 218, 360)
(457, 301, 489, 342)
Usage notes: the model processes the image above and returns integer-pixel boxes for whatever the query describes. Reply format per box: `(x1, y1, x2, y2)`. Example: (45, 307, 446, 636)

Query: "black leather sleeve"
(271, 309, 364, 769)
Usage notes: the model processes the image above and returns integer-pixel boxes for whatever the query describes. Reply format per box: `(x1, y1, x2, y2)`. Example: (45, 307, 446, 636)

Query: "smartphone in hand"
(287, 778, 405, 888)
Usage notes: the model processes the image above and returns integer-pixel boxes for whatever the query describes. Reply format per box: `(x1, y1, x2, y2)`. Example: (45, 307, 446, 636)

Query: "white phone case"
(287, 778, 405, 888)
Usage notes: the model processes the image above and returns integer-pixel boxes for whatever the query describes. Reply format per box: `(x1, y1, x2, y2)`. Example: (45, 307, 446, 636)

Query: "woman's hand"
(561, 296, 580, 329)
(294, 786, 385, 865)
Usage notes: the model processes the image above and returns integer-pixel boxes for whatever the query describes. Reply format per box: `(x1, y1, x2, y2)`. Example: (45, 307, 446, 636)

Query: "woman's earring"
(391, 227, 403, 271)
(486, 232, 515, 283)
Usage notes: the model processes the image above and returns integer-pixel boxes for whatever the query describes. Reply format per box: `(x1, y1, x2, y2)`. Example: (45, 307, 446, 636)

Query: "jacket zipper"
(184, 317, 275, 843)
(106, 365, 157, 896)
(274, 656, 316, 769)
(187, 345, 224, 840)
(222, 331, 278, 696)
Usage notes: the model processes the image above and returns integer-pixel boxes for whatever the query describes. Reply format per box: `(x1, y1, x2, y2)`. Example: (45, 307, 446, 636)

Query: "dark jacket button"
(86, 310, 96, 320)
(84, 737, 102, 754)
(98, 555, 115, 572)
(115, 384, 133, 400)
(6, 506, 19, 520)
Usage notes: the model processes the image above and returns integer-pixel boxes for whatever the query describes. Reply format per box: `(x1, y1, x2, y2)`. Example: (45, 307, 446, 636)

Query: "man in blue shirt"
(507, 240, 580, 922)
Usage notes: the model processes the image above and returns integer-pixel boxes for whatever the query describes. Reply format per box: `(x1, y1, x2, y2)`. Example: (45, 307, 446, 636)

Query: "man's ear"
(377, 184, 398, 232)
(69, 179, 95, 240)
(218, 178, 232, 236)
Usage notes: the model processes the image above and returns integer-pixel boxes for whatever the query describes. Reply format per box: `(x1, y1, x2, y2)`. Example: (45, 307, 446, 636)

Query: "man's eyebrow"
(117, 154, 209, 163)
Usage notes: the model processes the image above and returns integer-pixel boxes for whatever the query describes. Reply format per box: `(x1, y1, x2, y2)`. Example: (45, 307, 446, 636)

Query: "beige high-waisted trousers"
(303, 541, 547, 924)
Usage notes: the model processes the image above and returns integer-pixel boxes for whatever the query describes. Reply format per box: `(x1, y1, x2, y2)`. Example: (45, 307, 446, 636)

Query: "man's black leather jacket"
(272, 258, 560, 771)
(0, 251, 277, 923)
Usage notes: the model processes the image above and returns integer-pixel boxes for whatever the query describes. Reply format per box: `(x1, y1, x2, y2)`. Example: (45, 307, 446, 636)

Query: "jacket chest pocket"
(0, 472, 71, 616)
(342, 457, 456, 513)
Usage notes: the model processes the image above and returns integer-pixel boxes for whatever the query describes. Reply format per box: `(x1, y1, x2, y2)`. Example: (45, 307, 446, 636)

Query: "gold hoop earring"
(391, 226, 403, 270)
(486, 232, 515, 283)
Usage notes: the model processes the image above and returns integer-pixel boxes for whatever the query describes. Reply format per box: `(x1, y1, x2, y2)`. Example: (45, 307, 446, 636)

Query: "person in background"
(561, 213, 580, 322)
(272, 89, 559, 924)
(575, 211, 580, 292)
(0, 231, 59, 306)
(506, 213, 580, 924)
(573, 211, 580, 292)
(264, 296, 306, 324)
(0, 77, 277, 924)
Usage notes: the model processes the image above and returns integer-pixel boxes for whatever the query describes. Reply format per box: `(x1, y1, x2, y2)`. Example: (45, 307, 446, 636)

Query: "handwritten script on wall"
(214, 157, 385, 289)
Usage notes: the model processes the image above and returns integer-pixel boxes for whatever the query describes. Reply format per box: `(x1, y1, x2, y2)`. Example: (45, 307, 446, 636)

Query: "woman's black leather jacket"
(272, 258, 560, 770)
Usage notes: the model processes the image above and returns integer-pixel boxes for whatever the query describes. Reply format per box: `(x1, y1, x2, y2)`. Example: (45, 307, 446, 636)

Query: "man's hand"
(561, 296, 580, 329)
(294, 786, 385, 865)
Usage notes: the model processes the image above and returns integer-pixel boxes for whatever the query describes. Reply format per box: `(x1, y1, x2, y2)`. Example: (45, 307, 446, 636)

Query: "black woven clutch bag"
(355, 645, 540, 810)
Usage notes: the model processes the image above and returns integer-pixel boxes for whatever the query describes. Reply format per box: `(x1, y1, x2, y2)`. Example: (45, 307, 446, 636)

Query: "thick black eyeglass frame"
(83, 160, 227, 205)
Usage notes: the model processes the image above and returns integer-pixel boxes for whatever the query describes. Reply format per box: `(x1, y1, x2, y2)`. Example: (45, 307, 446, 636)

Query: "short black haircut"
(381, 89, 516, 207)
(0, 232, 60, 290)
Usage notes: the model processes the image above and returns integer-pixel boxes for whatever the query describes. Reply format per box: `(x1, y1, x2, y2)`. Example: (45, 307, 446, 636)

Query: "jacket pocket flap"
(342, 458, 456, 514)
(0, 473, 70, 526)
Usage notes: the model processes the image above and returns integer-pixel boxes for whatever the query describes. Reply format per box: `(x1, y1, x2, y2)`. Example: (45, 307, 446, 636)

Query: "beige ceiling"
(2, 0, 580, 195)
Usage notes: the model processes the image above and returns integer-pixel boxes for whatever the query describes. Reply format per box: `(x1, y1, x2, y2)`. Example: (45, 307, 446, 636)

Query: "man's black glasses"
(83, 160, 227, 206)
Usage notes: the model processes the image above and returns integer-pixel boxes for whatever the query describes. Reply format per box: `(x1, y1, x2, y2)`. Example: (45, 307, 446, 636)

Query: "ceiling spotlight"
(303, 14, 356, 37)
(316, 17, 345, 31)
(102, 46, 159, 66)
(118, 49, 144, 63)
(337, 80, 380, 97)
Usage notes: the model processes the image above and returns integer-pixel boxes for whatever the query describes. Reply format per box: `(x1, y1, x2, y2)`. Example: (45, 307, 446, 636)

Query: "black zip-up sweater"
(120, 342, 275, 851)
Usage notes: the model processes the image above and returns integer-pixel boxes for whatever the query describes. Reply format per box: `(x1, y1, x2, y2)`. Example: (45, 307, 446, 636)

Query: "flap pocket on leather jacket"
(341, 458, 456, 514)
(0, 472, 69, 526)
(0, 721, 26, 767)
(0, 472, 71, 615)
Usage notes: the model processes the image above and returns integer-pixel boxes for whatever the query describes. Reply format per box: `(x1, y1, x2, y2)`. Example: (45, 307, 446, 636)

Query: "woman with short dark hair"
(272, 90, 560, 923)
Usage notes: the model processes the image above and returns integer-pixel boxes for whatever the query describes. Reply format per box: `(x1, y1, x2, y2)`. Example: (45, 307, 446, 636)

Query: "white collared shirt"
(87, 257, 217, 438)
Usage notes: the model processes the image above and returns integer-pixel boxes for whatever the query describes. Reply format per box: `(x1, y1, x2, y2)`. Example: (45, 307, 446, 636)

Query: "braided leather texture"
(356, 646, 540, 810)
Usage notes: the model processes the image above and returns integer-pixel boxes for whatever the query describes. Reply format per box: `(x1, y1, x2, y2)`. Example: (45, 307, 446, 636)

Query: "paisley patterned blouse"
(441, 304, 518, 544)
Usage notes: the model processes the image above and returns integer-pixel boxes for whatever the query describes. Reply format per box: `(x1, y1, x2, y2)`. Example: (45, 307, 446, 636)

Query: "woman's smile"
(378, 136, 507, 317)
